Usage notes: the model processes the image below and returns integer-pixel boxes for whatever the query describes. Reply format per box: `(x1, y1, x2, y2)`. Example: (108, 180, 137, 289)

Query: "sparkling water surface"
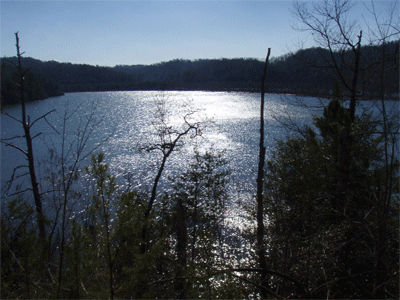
(3, 91, 395, 228)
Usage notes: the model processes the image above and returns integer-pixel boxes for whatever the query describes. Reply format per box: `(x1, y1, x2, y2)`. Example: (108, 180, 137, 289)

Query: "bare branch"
(1, 135, 26, 142)
(4, 142, 28, 155)
(2, 111, 23, 124)
(3, 187, 33, 198)
(30, 109, 56, 128)
(44, 115, 60, 135)
(31, 132, 42, 140)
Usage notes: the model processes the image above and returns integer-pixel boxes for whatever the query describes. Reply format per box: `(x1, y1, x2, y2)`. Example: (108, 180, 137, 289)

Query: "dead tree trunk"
(14, 32, 46, 240)
(349, 31, 362, 123)
(257, 48, 271, 298)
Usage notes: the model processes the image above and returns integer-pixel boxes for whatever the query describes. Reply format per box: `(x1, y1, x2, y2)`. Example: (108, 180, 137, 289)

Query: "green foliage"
(113, 190, 169, 299)
(1, 198, 49, 299)
(55, 154, 170, 299)
(158, 149, 234, 298)
(265, 97, 399, 298)
(1, 143, 242, 298)
(171, 150, 230, 232)
(2, 28, 399, 299)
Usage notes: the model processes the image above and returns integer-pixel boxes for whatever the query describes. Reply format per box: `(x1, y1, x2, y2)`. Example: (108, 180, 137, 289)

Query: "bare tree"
(140, 96, 206, 253)
(269, 1, 400, 297)
(292, 0, 397, 210)
(256, 48, 271, 298)
(290, 1, 367, 210)
(1, 32, 49, 240)
(292, 0, 399, 216)
(53, 101, 111, 298)
(293, 0, 363, 118)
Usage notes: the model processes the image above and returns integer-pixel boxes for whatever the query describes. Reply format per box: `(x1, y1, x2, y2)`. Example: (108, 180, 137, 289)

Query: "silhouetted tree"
(140, 96, 206, 254)
(256, 48, 271, 298)
(265, 93, 399, 298)
(1, 33, 48, 240)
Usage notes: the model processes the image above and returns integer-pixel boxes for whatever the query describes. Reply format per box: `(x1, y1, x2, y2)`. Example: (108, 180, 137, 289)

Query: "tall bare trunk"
(14, 32, 46, 240)
(257, 48, 271, 298)
(349, 31, 362, 123)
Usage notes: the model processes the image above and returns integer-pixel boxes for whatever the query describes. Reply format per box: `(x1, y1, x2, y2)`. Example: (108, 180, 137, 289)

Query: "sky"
(1, 0, 398, 67)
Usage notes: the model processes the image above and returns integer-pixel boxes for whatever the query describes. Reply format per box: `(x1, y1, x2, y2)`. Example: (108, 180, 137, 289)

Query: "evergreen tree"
(264, 92, 399, 298)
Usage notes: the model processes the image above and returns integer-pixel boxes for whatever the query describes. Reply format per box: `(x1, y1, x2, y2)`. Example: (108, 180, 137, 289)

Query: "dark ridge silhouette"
(2, 40, 398, 106)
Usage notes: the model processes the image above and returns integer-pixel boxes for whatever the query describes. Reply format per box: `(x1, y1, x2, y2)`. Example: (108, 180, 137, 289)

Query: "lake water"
(1, 91, 396, 228)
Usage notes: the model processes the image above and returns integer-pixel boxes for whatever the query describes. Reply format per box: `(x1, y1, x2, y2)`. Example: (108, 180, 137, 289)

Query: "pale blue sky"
(1, 1, 398, 66)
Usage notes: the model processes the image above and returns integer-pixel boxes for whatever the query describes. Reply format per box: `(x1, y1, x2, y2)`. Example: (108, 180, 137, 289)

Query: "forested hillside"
(1, 61, 64, 107)
(2, 40, 397, 106)
(1, 0, 399, 297)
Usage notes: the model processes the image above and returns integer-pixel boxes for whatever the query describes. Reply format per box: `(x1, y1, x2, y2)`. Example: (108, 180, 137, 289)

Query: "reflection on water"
(2, 91, 396, 229)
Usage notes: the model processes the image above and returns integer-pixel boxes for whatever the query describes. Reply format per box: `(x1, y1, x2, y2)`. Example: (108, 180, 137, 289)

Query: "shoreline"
(2, 89, 398, 109)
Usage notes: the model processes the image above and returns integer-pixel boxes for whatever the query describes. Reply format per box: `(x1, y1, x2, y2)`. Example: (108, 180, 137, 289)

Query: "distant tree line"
(2, 40, 398, 106)
(1, 1, 399, 298)
(1, 61, 64, 107)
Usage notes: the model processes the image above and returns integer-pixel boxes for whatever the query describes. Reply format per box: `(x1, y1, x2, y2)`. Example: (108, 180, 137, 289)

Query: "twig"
(30, 109, 56, 128)
(2, 111, 23, 124)
(4, 142, 27, 155)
